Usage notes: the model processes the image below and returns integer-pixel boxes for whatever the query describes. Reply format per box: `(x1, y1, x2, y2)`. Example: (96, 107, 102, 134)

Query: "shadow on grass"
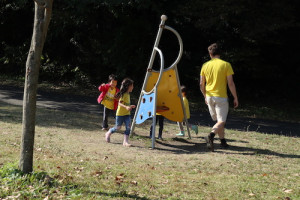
(149, 137, 300, 159)
(152, 138, 206, 154)
(215, 145, 300, 159)
(0, 101, 101, 131)
(82, 190, 150, 200)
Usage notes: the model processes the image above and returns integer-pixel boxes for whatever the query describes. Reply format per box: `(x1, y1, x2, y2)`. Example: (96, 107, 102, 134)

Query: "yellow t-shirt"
(116, 93, 130, 116)
(101, 87, 116, 110)
(183, 97, 190, 119)
(200, 58, 234, 98)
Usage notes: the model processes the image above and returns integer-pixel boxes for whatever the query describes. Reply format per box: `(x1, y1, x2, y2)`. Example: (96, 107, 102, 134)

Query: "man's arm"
(200, 75, 207, 104)
(227, 75, 239, 108)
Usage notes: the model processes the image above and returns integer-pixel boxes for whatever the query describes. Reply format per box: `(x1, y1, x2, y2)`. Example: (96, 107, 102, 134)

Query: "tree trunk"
(19, 0, 53, 174)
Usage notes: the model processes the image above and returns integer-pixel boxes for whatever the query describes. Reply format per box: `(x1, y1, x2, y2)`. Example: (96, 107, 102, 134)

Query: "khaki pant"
(206, 96, 229, 122)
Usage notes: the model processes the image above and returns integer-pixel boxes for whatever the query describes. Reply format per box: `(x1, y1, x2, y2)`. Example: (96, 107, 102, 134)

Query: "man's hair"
(108, 74, 118, 82)
(208, 43, 221, 56)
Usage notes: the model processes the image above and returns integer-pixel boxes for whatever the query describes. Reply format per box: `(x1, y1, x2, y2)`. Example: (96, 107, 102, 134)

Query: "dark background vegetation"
(1, 0, 299, 117)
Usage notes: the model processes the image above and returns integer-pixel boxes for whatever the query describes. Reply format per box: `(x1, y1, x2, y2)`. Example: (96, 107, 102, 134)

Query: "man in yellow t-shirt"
(200, 43, 239, 151)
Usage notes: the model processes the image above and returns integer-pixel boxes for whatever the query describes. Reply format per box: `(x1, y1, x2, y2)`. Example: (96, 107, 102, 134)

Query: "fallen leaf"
(284, 189, 293, 193)
(36, 148, 42, 151)
(249, 193, 255, 196)
(103, 156, 108, 160)
(43, 196, 49, 200)
(93, 171, 103, 177)
(131, 181, 138, 185)
(116, 175, 124, 180)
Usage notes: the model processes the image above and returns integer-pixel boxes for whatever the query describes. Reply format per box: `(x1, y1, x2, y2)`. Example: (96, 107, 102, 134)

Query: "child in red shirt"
(97, 74, 119, 130)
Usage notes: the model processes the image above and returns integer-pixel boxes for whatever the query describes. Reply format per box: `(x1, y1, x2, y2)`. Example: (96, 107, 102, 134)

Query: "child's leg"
(149, 117, 158, 137)
(158, 116, 164, 138)
(178, 122, 184, 131)
(188, 119, 198, 135)
(176, 122, 185, 136)
(102, 106, 109, 129)
(123, 115, 131, 146)
(105, 116, 122, 143)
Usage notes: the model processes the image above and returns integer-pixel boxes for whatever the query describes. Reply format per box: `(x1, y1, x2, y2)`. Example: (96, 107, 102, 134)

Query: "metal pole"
(130, 15, 168, 135)
(151, 89, 157, 149)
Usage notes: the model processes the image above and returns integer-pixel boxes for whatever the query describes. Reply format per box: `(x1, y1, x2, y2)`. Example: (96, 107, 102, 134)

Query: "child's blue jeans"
(110, 115, 131, 135)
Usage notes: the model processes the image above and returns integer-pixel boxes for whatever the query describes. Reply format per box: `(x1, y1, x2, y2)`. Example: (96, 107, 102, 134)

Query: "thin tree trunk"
(19, 0, 53, 174)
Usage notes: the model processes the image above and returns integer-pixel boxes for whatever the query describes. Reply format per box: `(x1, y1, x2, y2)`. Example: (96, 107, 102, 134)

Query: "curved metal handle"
(164, 25, 183, 69)
(142, 47, 164, 95)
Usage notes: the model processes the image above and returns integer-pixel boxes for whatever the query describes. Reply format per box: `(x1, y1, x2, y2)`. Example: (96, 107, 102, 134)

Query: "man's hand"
(205, 97, 208, 105)
(233, 98, 239, 108)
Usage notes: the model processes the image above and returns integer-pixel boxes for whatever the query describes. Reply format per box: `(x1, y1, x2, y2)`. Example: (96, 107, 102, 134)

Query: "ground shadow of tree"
(0, 101, 101, 131)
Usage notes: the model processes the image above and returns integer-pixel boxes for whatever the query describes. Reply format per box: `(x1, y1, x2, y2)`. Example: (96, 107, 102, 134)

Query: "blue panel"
(135, 93, 155, 124)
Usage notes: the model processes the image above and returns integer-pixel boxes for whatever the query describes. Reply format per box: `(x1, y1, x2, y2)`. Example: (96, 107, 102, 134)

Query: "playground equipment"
(130, 15, 191, 148)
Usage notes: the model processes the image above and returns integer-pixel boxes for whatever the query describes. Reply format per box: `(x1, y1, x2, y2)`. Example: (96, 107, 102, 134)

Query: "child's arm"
(98, 83, 106, 92)
(119, 101, 136, 111)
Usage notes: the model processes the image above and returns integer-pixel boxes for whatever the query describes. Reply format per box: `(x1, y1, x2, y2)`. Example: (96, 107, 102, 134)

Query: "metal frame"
(130, 15, 190, 149)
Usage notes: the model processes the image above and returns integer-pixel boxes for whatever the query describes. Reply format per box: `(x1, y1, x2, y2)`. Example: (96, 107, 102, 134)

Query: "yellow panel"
(145, 68, 184, 122)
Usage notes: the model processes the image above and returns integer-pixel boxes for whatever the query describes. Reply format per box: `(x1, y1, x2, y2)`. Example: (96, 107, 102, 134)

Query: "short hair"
(208, 43, 221, 56)
(108, 74, 118, 82)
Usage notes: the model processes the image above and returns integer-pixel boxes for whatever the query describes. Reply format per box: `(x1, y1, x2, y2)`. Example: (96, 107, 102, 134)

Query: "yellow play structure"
(130, 15, 191, 148)
(144, 68, 184, 122)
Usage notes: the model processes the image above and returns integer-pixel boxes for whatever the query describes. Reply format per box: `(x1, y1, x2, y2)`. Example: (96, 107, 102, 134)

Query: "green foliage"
(0, 162, 81, 199)
(0, 0, 299, 104)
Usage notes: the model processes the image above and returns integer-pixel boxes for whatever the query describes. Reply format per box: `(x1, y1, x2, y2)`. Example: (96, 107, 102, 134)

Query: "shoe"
(176, 132, 185, 136)
(204, 135, 214, 152)
(157, 136, 163, 140)
(102, 127, 108, 131)
(191, 125, 198, 135)
(220, 139, 229, 148)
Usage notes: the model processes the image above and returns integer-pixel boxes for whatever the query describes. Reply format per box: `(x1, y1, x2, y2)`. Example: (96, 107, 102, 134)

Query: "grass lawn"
(0, 101, 299, 199)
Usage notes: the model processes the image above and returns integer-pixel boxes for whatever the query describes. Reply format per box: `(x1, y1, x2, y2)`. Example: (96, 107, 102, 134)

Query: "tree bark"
(19, 0, 53, 174)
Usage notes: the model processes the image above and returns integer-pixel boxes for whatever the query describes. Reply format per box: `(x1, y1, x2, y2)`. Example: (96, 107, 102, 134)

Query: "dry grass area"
(0, 101, 299, 199)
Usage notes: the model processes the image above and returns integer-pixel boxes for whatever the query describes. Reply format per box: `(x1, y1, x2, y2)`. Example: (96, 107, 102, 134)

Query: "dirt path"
(1, 85, 299, 137)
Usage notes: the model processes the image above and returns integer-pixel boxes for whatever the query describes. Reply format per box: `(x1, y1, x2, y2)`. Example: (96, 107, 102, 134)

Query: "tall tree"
(19, 0, 53, 173)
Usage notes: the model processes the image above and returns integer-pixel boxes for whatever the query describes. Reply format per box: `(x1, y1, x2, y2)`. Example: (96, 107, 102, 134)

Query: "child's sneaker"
(191, 125, 198, 135)
(176, 131, 185, 136)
